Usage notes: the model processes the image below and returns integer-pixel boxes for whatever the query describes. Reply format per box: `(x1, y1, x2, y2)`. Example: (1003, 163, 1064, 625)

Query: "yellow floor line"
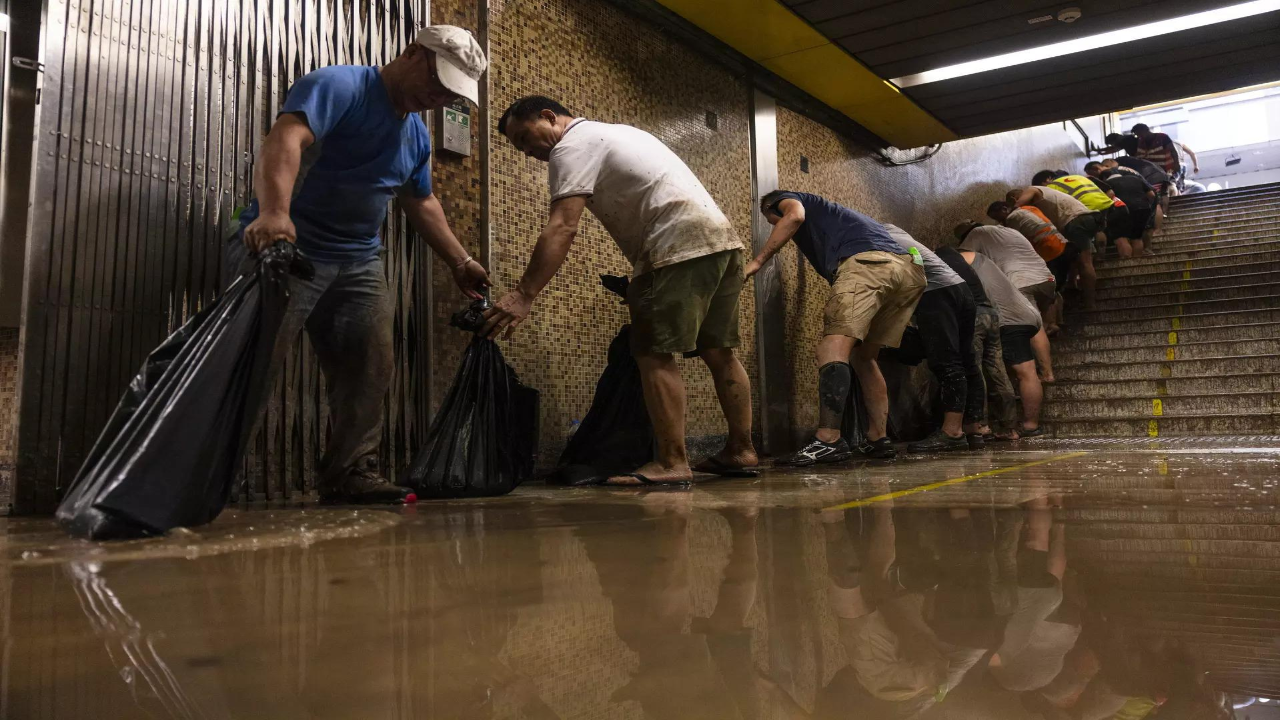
(822, 452, 1090, 511)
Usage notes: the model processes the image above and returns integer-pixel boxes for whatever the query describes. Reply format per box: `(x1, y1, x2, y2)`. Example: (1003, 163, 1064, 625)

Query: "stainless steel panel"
(14, 0, 434, 514)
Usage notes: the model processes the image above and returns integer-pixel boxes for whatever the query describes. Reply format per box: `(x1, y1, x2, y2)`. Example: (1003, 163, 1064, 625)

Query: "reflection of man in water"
(989, 494, 1081, 694)
(807, 499, 999, 719)
(575, 497, 761, 719)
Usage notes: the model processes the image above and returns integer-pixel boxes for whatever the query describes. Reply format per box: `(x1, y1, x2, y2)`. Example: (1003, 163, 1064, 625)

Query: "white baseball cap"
(415, 26, 487, 106)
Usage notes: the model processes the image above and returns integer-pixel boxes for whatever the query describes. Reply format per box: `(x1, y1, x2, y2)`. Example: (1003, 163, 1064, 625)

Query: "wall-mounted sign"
(438, 100, 472, 157)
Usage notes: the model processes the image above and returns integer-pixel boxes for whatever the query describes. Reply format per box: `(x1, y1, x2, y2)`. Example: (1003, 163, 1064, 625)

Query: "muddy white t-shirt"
(547, 119, 742, 277)
(959, 225, 1053, 290)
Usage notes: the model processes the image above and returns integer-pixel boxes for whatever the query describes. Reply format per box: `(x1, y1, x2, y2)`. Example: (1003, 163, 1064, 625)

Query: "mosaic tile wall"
(0, 328, 15, 509)
(773, 108, 1086, 441)
(428, 0, 486, 414)
(487, 0, 758, 456)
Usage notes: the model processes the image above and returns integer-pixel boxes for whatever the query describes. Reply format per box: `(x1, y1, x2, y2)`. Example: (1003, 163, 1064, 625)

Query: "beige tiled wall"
(0, 328, 16, 508)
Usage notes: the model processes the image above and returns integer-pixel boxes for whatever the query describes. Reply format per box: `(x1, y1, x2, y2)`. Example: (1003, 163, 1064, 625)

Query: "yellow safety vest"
(1046, 175, 1114, 212)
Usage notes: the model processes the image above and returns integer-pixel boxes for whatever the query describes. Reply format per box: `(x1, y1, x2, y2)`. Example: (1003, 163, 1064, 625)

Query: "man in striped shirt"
(1133, 123, 1181, 179)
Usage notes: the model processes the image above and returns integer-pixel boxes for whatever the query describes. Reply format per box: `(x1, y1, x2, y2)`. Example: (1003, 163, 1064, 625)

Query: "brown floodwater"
(2, 440, 1278, 719)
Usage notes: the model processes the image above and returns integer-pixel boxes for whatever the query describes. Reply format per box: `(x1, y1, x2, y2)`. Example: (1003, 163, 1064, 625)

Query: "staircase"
(1044, 182, 1280, 438)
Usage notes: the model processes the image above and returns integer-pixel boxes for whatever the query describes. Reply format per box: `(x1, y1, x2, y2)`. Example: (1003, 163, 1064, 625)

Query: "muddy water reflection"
(0, 450, 1273, 718)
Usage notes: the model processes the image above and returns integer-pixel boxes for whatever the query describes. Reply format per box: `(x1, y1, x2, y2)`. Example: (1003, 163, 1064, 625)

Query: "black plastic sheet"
(406, 300, 540, 498)
(56, 242, 312, 540)
(548, 275, 654, 486)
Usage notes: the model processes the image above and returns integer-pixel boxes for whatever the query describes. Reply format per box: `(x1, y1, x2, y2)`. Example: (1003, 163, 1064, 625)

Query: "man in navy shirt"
(746, 190, 926, 462)
(229, 26, 489, 504)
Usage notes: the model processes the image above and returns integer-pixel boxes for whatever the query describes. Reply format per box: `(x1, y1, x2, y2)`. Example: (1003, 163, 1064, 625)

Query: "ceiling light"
(890, 0, 1280, 88)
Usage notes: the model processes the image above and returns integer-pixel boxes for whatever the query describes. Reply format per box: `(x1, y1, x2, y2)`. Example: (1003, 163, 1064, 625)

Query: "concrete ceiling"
(655, 0, 1280, 148)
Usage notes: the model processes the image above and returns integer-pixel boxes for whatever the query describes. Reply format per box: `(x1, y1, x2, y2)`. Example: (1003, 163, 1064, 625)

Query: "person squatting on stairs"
(955, 221, 1058, 383)
(882, 225, 988, 454)
(1083, 161, 1157, 258)
(1006, 182, 1102, 312)
(1032, 171, 1125, 263)
(746, 191, 926, 464)
(986, 200, 1077, 336)
(961, 250, 1046, 439)
(935, 246, 1021, 442)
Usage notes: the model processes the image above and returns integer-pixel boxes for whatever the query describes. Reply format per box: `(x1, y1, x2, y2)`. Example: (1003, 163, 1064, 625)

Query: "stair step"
(1089, 281, 1280, 308)
(1055, 338, 1280, 367)
(1096, 248, 1280, 279)
(1156, 217, 1280, 241)
(1068, 293, 1280, 323)
(1054, 354, 1279, 382)
(1168, 201, 1280, 222)
(1045, 413, 1278, 438)
(1054, 322, 1280, 351)
(1070, 309, 1280, 337)
(1096, 269, 1280, 297)
(1043, 392, 1280, 420)
(1100, 260, 1279, 288)
(1154, 227, 1280, 251)
(1044, 373, 1280, 401)
(1135, 238, 1280, 263)
(1170, 183, 1280, 208)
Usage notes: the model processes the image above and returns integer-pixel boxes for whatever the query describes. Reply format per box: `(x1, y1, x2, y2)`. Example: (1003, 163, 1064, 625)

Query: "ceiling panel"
(786, 0, 1246, 79)
(904, 11, 1280, 137)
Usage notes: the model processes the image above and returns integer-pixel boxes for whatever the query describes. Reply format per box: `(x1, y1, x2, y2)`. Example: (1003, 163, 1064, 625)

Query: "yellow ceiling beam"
(654, 0, 958, 148)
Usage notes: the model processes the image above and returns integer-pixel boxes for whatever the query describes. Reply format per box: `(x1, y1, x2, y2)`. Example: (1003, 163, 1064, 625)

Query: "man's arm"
(400, 192, 490, 299)
(1178, 142, 1199, 173)
(744, 198, 805, 278)
(480, 195, 588, 339)
(243, 113, 314, 251)
(1009, 186, 1042, 206)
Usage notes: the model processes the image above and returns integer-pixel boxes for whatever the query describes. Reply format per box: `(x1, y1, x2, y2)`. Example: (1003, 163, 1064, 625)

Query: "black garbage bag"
(56, 242, 313, 540)
(406, 298, 541, 498)
(547, 275, 654, 486)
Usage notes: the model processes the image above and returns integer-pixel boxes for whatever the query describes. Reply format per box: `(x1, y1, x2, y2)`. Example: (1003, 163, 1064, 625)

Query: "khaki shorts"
(824, 251, 926, 348)
(1020, 280, 1056, 312)
(627, 249, 743, 355)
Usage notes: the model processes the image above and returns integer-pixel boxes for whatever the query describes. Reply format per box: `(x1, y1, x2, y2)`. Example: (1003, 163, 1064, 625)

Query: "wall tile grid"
(488, 0, 758, 458)
(0, 328, 16, 507)
(428, 0, 486, 413)
(773, 109, 1085, 440)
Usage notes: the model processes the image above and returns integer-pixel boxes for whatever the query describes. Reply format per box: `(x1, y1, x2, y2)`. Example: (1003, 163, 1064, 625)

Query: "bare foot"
(604, 461, 694, 487)
(993, 431, 1020, 441)
(1040, 374, 1056, 384)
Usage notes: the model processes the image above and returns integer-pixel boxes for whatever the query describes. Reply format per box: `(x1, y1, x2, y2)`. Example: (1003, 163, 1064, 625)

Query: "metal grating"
(14, 0, 434, 514)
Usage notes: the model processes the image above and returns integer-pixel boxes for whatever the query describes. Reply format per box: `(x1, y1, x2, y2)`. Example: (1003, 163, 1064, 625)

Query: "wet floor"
(2, 440, 1279, 719)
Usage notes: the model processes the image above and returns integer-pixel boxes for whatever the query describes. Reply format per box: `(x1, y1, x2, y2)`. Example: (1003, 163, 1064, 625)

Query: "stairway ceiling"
(658, 0, 1280, 147)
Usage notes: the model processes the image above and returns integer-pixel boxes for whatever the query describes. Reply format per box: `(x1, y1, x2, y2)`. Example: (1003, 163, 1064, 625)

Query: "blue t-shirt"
(766, 192, 906, 284)
(239, 65, 434, 263)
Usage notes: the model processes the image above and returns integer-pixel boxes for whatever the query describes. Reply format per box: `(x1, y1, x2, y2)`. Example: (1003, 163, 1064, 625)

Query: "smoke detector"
(1057, 7, 1083, 22)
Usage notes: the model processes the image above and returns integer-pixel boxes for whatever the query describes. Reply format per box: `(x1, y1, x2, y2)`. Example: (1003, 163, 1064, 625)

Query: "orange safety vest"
(1046, 175, 1114, 212)
(1017, 206, 1067, 261)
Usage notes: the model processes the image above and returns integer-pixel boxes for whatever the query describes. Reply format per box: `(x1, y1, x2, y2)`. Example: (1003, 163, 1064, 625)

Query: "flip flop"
(693, 457, 762, 478)
(600, 473, 692, 490)
(1020, 427, 1046, 438)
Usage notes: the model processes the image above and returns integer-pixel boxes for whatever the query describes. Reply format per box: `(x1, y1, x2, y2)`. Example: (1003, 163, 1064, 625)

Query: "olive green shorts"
(626, 249, 744, 355)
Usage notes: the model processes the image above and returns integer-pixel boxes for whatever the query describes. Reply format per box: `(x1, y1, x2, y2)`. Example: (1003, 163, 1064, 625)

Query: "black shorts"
(1104, 205, 1131, 241)
(1127, 206, 1153, 237)
(1000, 325, 1038, 366)
(1046, 245, 1080, 289)
(1062, 213, 1102, 252)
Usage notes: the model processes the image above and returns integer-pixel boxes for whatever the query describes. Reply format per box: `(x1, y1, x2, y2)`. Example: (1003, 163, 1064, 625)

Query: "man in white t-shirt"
(483, 96, 757, 486)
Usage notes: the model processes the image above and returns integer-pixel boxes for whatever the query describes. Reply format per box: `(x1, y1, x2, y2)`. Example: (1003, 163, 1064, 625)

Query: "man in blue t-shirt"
(745, 190, 926, 463)
(228, 26, 489, 504)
